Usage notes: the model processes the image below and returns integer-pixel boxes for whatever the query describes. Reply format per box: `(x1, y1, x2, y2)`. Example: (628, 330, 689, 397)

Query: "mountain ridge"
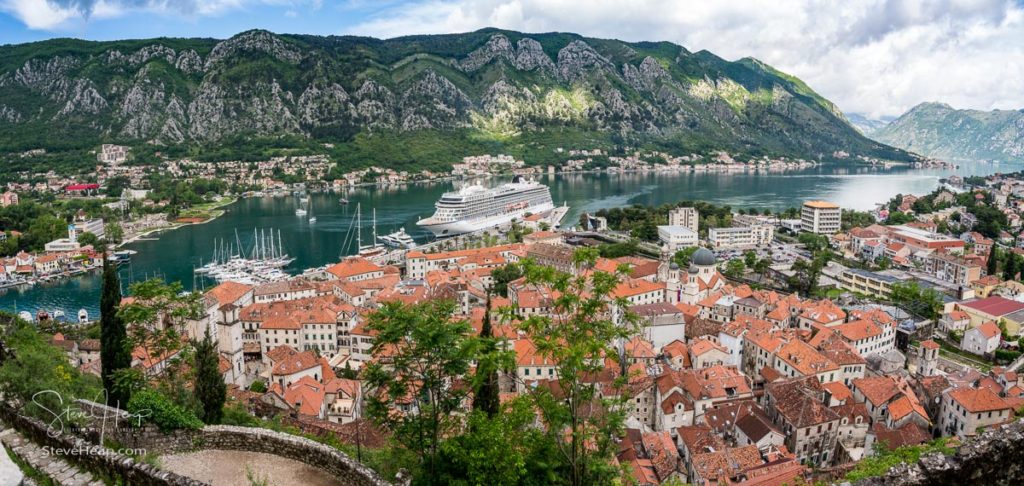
(0, 28, 914, 172)
(873, 101, 1024, 162)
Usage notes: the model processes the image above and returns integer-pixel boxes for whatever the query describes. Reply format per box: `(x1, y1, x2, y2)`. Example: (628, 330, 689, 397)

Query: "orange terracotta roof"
(271, 350, 321, 376)
(326, 257, 383, 280)
(206, 281, 254, 306)
(948, 387, 1011, 413)
(852, 376, 900, 406)
(831, 319, 883, 342)
(775, 340, 838, 376)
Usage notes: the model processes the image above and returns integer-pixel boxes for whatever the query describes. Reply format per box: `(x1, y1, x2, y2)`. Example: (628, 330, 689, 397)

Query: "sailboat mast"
(357, 203, 363, 249)
(372, 208, 378, 245)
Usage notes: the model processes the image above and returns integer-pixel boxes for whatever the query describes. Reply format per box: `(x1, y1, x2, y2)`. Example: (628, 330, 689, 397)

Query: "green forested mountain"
(873, 102, 1024, 162)
(0, 28, 912, 172)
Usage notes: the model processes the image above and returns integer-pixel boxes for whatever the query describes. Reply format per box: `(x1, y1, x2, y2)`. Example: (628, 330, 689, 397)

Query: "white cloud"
(0, 0, 317, 28)
(1, 0, 81, 29)
(344, 0, 1024, 118)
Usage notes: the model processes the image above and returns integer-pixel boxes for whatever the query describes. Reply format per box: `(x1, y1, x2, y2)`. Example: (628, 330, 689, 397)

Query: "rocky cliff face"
(873, 102, 1024, 161)
(856, 419, 1024, 486)
(0, 28, 909, 162)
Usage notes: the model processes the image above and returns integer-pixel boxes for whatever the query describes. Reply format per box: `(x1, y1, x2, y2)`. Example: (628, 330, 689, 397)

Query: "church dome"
(691, 247, 716, 267)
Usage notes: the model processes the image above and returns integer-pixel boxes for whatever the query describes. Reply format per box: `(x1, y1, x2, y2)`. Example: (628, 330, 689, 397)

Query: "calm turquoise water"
(3, 160, 1019, 318)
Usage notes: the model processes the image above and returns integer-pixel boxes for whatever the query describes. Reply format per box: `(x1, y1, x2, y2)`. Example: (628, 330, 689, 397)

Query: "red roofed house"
(270, 348, 323, 388)
(960, 321, 1002, 356)
(65, 183, 100, 195)
(939, 387, 1012, 439)
(326, 257, 385, 282)
(956, 296, 1024, 336)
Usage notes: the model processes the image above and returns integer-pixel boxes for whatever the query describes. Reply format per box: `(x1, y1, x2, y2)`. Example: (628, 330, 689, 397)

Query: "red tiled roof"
(948, 387, 1011, 413)
(960, 297, 1024, 317)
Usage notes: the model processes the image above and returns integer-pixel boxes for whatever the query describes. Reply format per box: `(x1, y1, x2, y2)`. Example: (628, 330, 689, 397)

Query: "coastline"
(116, 196, 237, 249)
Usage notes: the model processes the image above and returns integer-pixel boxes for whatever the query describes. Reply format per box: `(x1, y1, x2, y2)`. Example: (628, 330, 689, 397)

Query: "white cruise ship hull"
(418, 201, 554, 237)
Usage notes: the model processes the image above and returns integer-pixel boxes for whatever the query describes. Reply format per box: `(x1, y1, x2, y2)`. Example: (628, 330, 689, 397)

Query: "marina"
(194, 229, 295, 285)
(1, 161, 1019, 317)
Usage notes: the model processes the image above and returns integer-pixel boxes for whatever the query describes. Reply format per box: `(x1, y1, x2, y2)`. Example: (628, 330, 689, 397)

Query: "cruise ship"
(417, 177, 554, 237)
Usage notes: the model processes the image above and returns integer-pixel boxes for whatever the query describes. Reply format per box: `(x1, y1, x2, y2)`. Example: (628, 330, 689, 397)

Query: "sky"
(1, 0, 1022, 119)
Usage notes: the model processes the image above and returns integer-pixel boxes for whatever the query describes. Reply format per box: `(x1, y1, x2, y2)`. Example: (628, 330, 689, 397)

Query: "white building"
(669, 207, 699, 233)
(960, 321, 1001, 356)
(801, 201, 841, 234)
(708, 224, 774, 249)
(657, 225, 699, 252)
(98, 144, 129, 165)
(68, 219, 105, 242)
(44, 239, 81, 252)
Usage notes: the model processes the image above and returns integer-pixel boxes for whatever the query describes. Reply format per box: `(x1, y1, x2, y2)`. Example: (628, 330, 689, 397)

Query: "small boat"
(309, 204, 317, 224)
(378, 228, 416, 249)
(78, 309, 89, 323)
(36, 309, 50, 322)
(295, 207, 307, 216)
(339, 198, 349, 205)
(18, 311, 32, 322)
(52, 310, 66, 322)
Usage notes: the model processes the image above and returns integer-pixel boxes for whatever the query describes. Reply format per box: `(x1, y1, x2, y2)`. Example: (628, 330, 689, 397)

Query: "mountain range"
(844, 112, 893, 136)
(873, 102, 1024, 162)
(0, 28, 913, 172)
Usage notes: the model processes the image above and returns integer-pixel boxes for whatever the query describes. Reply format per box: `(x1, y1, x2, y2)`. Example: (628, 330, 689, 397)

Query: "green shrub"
(126, 389, 203, 432)
(221, 403, 259, 427)
(248, 380, 267, 393)
(994, 349, 1021, 363)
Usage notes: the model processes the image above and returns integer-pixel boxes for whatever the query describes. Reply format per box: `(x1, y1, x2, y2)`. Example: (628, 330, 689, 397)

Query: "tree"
(885, 212, 914, 225)
(753, 257, 771, 277)
(363, 299, 480, 481)
(987, 246, 999, 276)
(724, 259, 746, 279)
(100, 258, 131, 407)
(509, 249, 640, 486)
(1004, 253, 1021, 281)
(105, 222, 124, 244)
(797, 232, 829, 253)
(192, 329, 226, 424)
(491, 263, 523, 298)
(788, 253, 829, 296)
(841, 210, 876, 231)
(472, 295, 503, 418)
(0, 315, 100, 420)
(435, 399, 556, 486)
(890, 281, 943, 320)
(672, 246, 699, 268)
(743, 250, 758, 268)
(76, 231, 100, 249)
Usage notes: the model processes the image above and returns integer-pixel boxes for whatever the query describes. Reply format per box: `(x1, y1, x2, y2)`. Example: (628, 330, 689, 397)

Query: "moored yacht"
(378, 228, 416, 249)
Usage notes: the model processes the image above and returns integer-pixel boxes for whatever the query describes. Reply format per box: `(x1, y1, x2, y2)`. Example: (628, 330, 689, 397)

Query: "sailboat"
(308, 201, 317, 224)
(295, 202, 307, 216)
(348, 203, 384, 258)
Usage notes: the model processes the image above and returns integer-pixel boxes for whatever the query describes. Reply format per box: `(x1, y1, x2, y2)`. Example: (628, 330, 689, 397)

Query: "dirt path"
(160, 449, 344, 486)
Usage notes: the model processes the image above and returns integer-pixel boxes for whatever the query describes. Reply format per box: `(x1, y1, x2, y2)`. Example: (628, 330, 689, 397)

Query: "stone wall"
(855, 419, 1024, 486)
(0, 403, 204, 485)
(73, 399, 397, 486)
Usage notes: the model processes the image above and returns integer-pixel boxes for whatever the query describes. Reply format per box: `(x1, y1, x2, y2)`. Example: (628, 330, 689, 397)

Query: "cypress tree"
(987, 245, 999, 276)
(193, 329, 227, 424)
(100, 257, 131, 408)
(1004, 253, 1020, 281)
(473, 295, 501, 417)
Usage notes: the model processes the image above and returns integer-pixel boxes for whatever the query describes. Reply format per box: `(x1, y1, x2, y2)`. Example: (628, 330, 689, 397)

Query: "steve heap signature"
(32, 389, 152, 440)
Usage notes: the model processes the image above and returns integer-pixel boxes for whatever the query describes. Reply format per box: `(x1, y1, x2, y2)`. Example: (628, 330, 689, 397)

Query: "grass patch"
(845, 439, 955, 482)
